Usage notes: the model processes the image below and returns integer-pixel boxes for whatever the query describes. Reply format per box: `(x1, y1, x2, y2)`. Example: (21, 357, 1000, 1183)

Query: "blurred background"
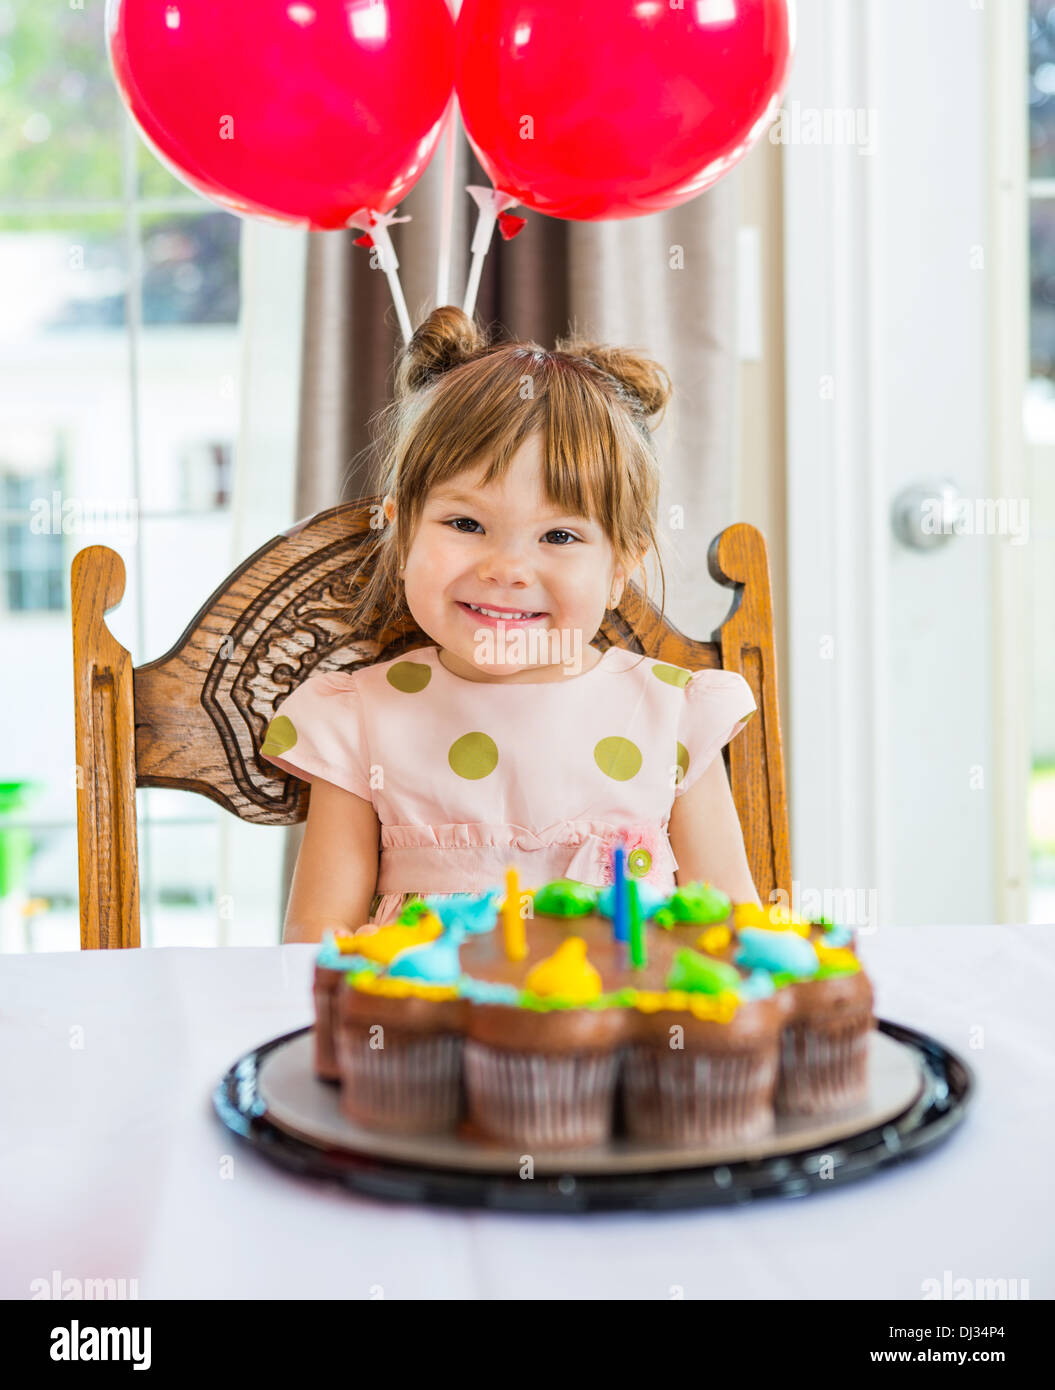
(0, 0, 1052, 949)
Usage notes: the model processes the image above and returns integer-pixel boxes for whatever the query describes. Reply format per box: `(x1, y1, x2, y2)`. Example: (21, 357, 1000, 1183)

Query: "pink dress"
(260, 643, 756, 926)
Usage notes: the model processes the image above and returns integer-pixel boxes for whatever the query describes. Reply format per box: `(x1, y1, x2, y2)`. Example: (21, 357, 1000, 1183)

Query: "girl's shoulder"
(353, 644, 439, 694)
(604, 646, 751, 695)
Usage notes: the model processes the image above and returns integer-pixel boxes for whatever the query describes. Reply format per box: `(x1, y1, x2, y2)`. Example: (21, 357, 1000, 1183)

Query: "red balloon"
(455, 0, 793, 221)
(106, 0, 456, 229)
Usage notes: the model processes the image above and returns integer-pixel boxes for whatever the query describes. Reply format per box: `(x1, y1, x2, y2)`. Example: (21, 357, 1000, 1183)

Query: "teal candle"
(628, 878, 646, 969)
(612, 842, 629, 942)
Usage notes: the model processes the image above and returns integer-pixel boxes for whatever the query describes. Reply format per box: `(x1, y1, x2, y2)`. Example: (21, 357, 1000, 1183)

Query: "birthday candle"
(612, 843, 629, 943)
(503, 865, 526, 961)
(628, 877, 646, 969)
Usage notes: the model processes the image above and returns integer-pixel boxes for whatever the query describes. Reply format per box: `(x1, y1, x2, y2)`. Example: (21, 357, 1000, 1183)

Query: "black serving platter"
(212, 1018, 974, 1212)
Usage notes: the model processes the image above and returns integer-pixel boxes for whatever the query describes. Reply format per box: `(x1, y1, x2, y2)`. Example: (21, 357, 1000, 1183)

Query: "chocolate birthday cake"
(312, 876, 875, 1150)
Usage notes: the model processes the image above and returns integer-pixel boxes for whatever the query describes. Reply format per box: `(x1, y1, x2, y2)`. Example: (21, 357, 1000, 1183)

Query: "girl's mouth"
(456, 601, 547, 626)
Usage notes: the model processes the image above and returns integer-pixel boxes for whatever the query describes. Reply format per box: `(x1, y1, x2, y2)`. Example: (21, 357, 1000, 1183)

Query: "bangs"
(401, 348, 635, 536)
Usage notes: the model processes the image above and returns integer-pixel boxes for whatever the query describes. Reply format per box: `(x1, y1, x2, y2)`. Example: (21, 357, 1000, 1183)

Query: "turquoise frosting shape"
(823, 924, 854, 947)
(388, 935, 463, 983)
(456, 976, 521, 1005)
(596, 881, 666, 921)
(736, 968, 777, 1000)
(424, 887, 501, 940)
(735, 927, 819, 977)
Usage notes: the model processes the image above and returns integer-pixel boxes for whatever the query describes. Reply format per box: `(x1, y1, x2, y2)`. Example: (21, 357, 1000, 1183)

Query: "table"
(1, 926, 1052, 1300)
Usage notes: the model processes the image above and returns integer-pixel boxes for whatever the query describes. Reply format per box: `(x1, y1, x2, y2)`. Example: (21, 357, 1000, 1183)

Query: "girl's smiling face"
(384, 433, 630, 683)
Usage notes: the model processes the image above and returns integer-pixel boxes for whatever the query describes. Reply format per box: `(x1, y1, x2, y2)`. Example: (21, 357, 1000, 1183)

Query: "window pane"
(0, 212, 127, 332)
(142, 800, 222, 949)
(2, 458, 65, 613)
(15, 824, 79, 955)
(139, 513, 235, 660)
(1030, 200, 1055, 381)
(0, 0, 126, 201)
(140, 210, 241, 326)
(136, 216, 241, 515)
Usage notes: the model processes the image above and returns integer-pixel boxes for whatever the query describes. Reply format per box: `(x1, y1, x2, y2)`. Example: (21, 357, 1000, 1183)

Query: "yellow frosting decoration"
(814, 942, 860, 971)
(524, 937, 602, 1004)
(697, 924, 732, 953)
(735, 902, 812, 935)
(689, 990, 739, 1022)
(769, 905, 812, 936)
(346, 914, 443, 964)
(347, 971, 458, 1001)
(630, 988, 739, 1022)
(733, 902, 765, 929)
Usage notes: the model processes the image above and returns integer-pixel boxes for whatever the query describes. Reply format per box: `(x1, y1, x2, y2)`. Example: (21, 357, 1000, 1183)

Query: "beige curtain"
(283, 132, 741, 908)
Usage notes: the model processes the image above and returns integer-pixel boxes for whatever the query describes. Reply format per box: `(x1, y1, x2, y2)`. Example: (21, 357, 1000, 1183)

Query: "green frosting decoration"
(343, 962, 381, 983)
(519, 989, 599, 1011)
(811, 915, 835, 929)
(771, 959, 860, 986)
(532, 879, 600, 918)
(396, 897, 430, 924)
(517, 986, 637, 1012)
(815, 962, 861, 979)
(604, 986, 639, 1009)
(665, 948, 742, 995)
(652, 881, 732, 928)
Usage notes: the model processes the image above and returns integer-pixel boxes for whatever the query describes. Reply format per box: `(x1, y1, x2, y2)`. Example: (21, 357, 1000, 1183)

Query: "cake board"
(212, 1019, 974, 1211)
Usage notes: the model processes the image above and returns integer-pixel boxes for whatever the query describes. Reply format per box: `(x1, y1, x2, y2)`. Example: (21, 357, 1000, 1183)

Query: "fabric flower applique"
(597, 825, 667, 888)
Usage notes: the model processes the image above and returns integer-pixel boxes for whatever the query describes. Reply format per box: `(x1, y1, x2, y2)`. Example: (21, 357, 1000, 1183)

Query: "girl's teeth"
(466, 603, 538, 620)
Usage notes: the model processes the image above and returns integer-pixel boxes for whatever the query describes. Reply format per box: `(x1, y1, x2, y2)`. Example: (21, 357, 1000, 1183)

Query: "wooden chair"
(71, 501, 790, 949)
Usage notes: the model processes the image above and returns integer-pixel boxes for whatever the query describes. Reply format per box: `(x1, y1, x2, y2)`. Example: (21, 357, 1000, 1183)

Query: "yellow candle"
(503, 865, 526, 961)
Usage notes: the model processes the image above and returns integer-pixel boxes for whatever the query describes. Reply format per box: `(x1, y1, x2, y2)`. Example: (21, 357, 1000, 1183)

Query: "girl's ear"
(609, 570, 627, 608)
(382, 493, 396, 524)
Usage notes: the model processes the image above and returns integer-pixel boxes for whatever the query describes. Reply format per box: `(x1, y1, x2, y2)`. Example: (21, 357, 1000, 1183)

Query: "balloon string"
(463, 185, 520, 319)
(461, 210, 493, 320)
(436, 94, 459, 309)
(368, 219, 413, 345)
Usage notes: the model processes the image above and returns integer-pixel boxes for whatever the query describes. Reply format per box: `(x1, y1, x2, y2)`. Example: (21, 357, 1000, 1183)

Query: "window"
(3, 454, 64, 613)
(0, 1, 305, 951)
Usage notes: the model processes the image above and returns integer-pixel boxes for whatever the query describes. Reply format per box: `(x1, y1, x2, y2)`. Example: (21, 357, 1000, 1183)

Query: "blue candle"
(612, 841, 629, 943)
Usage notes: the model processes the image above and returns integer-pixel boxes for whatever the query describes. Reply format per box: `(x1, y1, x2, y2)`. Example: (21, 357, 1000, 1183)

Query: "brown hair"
(338, 304, 673, 639)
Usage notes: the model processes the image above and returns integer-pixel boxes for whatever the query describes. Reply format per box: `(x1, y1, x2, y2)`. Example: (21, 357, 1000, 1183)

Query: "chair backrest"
(71, 501, 790, 948)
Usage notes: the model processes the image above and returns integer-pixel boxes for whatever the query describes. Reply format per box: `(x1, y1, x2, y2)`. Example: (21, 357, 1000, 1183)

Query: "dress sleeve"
(673, 668, 757, 798)
(259, 670, 372, 802)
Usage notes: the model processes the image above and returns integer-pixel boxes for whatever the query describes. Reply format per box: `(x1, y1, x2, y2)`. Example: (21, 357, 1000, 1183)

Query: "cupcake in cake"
(459, 884, 628, 1148)
(333, 891, 500, 1134)
(588, 880, 785, 1145)
(731, 902, 874, 1115)
(312, 930, 383, 1080)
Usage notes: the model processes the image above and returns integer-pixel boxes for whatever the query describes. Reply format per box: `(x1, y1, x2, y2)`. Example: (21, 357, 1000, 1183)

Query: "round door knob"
(891, 478, 962, 551)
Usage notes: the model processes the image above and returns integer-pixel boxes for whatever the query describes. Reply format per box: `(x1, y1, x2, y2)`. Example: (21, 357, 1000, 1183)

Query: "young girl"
(261, 306, 762, 943)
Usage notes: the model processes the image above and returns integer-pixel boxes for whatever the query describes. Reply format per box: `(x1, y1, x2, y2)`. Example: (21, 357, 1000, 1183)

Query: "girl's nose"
(477, 546, 534, 588)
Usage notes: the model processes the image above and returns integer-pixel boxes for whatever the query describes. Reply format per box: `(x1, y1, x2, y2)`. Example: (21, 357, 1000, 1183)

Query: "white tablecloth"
(1, 926, 1052, 1300)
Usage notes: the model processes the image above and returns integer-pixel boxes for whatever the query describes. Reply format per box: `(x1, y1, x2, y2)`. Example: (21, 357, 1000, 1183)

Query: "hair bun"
(395, 304, 490, 398)
(555, 334, 673, 425)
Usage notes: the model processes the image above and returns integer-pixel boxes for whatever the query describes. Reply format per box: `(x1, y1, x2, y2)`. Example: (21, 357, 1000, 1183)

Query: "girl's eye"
(444, 519, 580, 544)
